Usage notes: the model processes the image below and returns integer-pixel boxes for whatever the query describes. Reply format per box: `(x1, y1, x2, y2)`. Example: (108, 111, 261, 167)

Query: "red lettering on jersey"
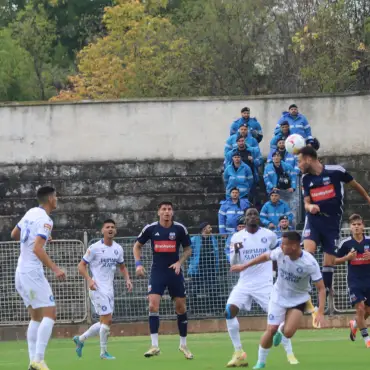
(350, 253, 370, 265)
(310, 184, 336, 202)
(154, 240, 176, 253)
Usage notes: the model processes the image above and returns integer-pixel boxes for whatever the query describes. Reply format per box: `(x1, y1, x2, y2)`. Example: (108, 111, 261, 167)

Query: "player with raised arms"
(232, 231, 326, 369)
(73, 219, 133, 359)
(11, 186, 66, 370)
(225, 208, 298, 368)
(298, 146, 370, 320)
(133, 201, 193, 359)
(335, 214, 370, 348)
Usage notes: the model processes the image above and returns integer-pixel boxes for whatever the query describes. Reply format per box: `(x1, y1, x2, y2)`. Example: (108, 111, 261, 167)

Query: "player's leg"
(99, 313, 115, 359)
(350, 288, 370, 347)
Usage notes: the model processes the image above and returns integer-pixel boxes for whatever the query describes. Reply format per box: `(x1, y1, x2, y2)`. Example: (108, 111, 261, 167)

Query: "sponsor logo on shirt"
(154, 240, 176, 253)
(114, 249, 119, 255)
(169, 232, 176, 240)
(350, 253, 370, 265)
(310, 184, 336, 202)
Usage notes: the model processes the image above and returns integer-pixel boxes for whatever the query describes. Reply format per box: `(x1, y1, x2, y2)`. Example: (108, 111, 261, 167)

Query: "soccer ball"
(285, 134, 306, 154)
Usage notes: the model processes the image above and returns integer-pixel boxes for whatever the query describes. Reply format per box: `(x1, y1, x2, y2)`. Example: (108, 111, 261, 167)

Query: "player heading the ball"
(73, 219, 133, 360)
(133, 201, 193, 359)
(11, 186, 66, 370)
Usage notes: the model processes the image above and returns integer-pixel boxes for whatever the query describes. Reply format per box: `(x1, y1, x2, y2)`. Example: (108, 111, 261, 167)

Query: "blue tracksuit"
(274, 112, 312, 140)
(260, 200, 294, 228)
(270, 133, 289, 150)
(230, 117, 263, 142)
(274, 226, 294, 248)
(224, 133, 259, 155)
(224, 163, 254, 198)
(263, 162, 297, 194)
(266, 150, 299, 174)
(218, 198, 250, 234)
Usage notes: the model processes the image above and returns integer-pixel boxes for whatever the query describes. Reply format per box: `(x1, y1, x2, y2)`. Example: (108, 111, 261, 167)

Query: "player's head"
(279, 216, 289, 230)
(245, 208, 260, 228)
(37, 186, 57, 210)
(297, 146, 318, 174)
(102, 219, 117, 239)
(241, 107, 250, 119)
(157, 201, 173, 222)
(281, 231, 301, 257)
(349, 214, 364, 236)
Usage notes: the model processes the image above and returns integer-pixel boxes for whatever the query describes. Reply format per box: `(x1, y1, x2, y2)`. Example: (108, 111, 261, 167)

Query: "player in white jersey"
(232, 231, 326, 369)
(11, 186, 66, 370)
(225, 209, 298, 368)
(73, 219, 133, 360)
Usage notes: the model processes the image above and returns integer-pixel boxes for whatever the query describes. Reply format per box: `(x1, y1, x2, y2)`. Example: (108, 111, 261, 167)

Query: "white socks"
(180, 336, 187, 347)
(226, 318, 242, 351)
(35, 317, 55, 362)
(258, 345, 270, 364)
(27, 320, 40, 362)
(100, 324, 110, 355)
(281, 336, 293, 355)
(79, 322, 101, 342)
(151, 333, 159, 347)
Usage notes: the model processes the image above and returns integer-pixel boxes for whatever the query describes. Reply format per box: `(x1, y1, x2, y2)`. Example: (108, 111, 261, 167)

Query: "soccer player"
(231, 231, 326, 369)
(225, 209, 298, 368)
(73, 219, 133, 359)
(133, 201, 193, 359)
(335, 214, 370, 348)
(11, 186, 66, 370)
(298, 146, 370, 315)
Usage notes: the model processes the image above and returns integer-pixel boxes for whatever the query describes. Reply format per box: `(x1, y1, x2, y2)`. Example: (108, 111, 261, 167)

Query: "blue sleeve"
(230, 120, 239, 136)
(245, 165, 254, 189)
(180, 227, 191, 247)
(250, 137, 259, 147)
(336, 241, 349, 258)
(224, 136, 233, 156)
(284, 203, 294, 223)
(270, 136, 279, 150)
(302, 175, 310, 198)
(263, 165, 274, 194)
(286, 164, 296, 189)
(339, 168, 354, 184)
(260, 204, 270, 226)
(137, 225, 151, 244)
(223, 166, 230, 185)
(253, 147, 263, 167)
(218, 204, 227, 234)
(303, 117, 313, 140)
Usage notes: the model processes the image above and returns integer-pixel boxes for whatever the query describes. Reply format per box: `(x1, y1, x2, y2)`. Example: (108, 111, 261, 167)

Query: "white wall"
(0, 94, 369, 164)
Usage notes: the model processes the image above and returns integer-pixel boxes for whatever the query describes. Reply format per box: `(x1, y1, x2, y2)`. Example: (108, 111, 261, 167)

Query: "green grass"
(0, 329, 368, 370)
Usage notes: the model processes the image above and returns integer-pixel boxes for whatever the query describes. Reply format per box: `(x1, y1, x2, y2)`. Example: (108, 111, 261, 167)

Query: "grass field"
(0, 329, 368, 370)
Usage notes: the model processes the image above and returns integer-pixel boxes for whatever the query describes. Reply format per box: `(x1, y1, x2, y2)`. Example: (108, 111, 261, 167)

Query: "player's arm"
(78, 259, 96, 290)
(303, 195, 320, 214)
(348, 180, 370, 203)
(334, 241, 356, 265)
(230, 252, 271, 272)
(179, 245, 192, 265)
(119, 264, 133, 292)
(10, 225, 21, 241)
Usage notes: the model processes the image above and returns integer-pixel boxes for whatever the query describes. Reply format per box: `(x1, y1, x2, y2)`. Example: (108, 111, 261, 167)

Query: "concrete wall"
(0, 92, 369, 164)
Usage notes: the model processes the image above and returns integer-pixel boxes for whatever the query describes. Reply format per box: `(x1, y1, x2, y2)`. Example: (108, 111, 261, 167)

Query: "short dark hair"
(282, 231, 301, 243)
(103, 219, 116, 226)
(230, 187, 240, 193)
(158, 201, 173, 210)
(36, 186, 55, 203)
(349, 214, 363, 223)
(299, 146, 318, 160)
(241, 107, 250, 113)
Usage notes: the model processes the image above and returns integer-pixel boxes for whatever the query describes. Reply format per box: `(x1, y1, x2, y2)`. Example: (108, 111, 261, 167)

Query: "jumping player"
(232, 231, 326, 369)
(11, 186, 66, 370)
(73, 219, 133, 359)
(226, 209, 298, 368)
(335, 214, 370, 348)
(133, 201, 193, 359)
(298, 146, 370, 313)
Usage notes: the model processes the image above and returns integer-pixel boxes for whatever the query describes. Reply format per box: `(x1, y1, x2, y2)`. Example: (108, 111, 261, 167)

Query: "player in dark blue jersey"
(335, 214, 370, 348)
(298, 146, 370, 320)
(133, 201, 193, 359)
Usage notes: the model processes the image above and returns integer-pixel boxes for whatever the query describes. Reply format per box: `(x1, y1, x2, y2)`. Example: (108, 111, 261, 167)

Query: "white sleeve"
(118, 247, 124, 264)
(229, 234, 238, 263)
(310, 258, 323, 282)
(269, 232, 278, 250)
(269, 247, 283, 261)
(36, 217, 53, 240)
(17, 216, 25, 230)
(82, 246, 96, 264)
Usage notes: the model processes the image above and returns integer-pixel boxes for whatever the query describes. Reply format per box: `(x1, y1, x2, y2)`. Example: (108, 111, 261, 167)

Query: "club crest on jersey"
(102, 305, 107, 312)
(365, 245, 369, 251)
(261, 237, 268, 243)
(323, 177, 331, 185)
(114, 249, 119, 255)
(268, 314, 274, 320)
(350, 294, 357, 302)
(169, 232, 176, 240)
(296, 267, 303, 274)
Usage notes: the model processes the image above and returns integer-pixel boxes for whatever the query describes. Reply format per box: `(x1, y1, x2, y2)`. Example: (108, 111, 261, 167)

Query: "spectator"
(270, 121, 290, 149)
(275, 215, 294, 249)
(274, 104, 312, 140)
(260, 190, 293, 230)
(224, 152, 254, 199)
(267, 138, 298, 173)
(218, 188, 250, 235)
(263, 151, 296, 194)
(229, 107, 263, 143)
(224, 123, 259, 155)
(224, 216, 245, 262)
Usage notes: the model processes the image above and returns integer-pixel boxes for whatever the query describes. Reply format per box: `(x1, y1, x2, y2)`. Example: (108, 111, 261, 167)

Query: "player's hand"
(346, 249, 357, 261)
(363, 250, 370, 260)
(248, 156, 253, 162)
(233, 242, 243, 253)
(314, 312, 326, 329)
(169, 261, 181, 275)
(287, 188, 294, 193)
(88, 278, 97, 290)
(136, 265, 146, 278)
(230, 264, 245, 273)
(126, 279, 133, 292)
(268, 223, 276, 230)
(308, 204, 320, 214)
(48, 235, 53, 242)
(53, 266, 66, 281)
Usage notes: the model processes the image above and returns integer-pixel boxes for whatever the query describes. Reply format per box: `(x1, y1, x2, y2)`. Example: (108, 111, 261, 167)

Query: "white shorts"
(15, 269, 55, 309)
(267, 300, 305, 326)
(90, 290, 114, 316)
(227, 283, 272, 312)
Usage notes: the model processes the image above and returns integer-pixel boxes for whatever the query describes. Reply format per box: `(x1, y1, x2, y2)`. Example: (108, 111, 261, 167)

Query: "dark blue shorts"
(148, 270, 186, 298)
(302, 216, 340, 256)
(348, 286, 370, 307)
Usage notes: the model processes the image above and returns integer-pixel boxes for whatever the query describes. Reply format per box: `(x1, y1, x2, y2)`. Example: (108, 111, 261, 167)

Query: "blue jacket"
(267, 150, 298, 173)
(188, 235, 219, 276)
(263, 162, 297, 194)
(273, 226, 294, 249)
(224, 163, 254, 198)
(260, 200, 294, 228)
(230, 117, 263, 142)
(218, 198, 250, 234)
(270, 133, 289, 150)
(225, 234, 233, 262)
(274, 112, 312, 140)
(224, 133, 259, 155)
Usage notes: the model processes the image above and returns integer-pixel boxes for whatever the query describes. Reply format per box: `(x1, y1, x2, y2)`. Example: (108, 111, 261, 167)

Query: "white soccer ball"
(285, 134, 306, 155)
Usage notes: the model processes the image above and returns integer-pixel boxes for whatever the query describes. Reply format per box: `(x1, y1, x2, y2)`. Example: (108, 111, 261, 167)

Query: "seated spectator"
(218, 188, 250, 235)
(274, 104, 312, 140)
(263, 151, 296, 194)
(270, 121, 290, 149)
(224, 216, 245, 262)
(260, 190, 293, 230)
(267, 138, 298, 173)
(274, 215, 294, 249)
(224, 152, 254, 198)
(224, 123, 259, 155)
(229, 107, 263, 143)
